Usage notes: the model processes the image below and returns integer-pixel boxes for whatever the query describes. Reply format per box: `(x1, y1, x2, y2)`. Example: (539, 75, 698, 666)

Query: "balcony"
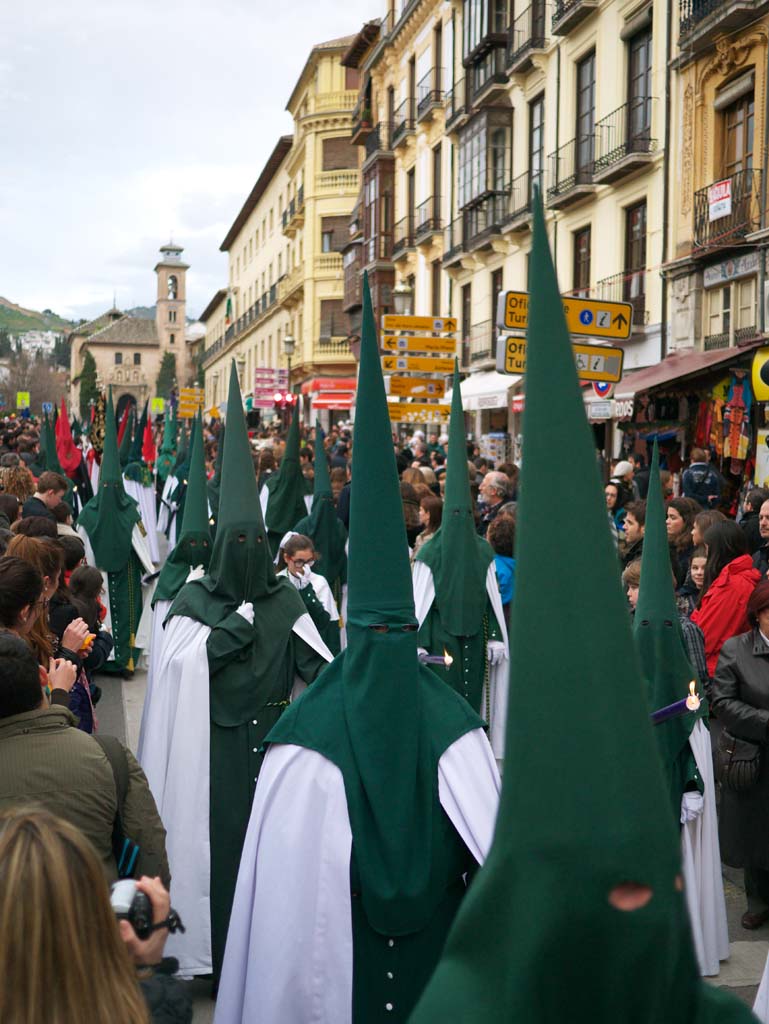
(415, 197, 442, 245)
(464, 193, 509, 251)
(278, 264, 304, 306)
(363, 230, 394, 266)
(551, 0, 599, 35)
(680, 0, 759, 50)
(547, 136, 596, 209)
(469, 46, 509, 107)
(315, 170, 359, 194)
(351, 96, 374, 145)
(392, 98, 416, 149)
(693, 170, 763, 251)
(507, 2, 548, 74)
(468, 320, 497, 365)
(343, 244, 363, 312)
(593, 101, 656, 185)
(502, 170, 542, 232)
(596, 269, 648, 328)
(417, 68, 444, 123)
(314, 253, 344, 278)
(282, 185, 305, 238)
(445, 77, 469, 134)
(392, 216, 416, 260)
(443, 218, 465, 267)
(364, 122, 394, 165)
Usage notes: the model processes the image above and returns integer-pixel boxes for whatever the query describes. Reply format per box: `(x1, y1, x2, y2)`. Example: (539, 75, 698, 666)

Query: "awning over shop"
(302, 376, 356, 410)
(615, 341, 764, 400)
(457, 370, 520, 411)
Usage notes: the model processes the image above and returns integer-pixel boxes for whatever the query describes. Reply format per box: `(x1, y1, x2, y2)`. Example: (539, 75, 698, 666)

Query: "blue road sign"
(42, 402, 53, 414)
(579, 310, 594, 326)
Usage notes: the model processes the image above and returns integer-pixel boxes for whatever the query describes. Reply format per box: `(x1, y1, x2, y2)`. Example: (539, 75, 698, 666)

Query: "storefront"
(300, 377, 356, 429)
(458, 370, 521, 462)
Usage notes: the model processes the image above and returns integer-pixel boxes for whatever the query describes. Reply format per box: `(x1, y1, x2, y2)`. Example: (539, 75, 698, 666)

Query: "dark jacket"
(682, 462, 721, 509)
(621, 536, 644, 570)
(477, 499, 504, 538)
(740, 510, 764, 555)
(711, 629, 769, 869)
(139, 971, 193, 1024)
(754, 544, 769, 578)
(21, 495, 54, 520)
(0, 706, 170, 885)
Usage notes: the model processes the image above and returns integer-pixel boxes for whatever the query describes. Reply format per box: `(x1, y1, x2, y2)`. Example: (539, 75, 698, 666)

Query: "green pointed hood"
(293, 421, 347, 586)
(206, 423, 225, 527)
(634, 442, 702, 814)
(263, 403, 306, 555)
(127, 401, 149, 465)
(409, 195, 737, 1024)
(156, 407, 177, 482)
(416, 359, 493, 634)
(268, 274, 480, 937)
(77, 389, 140, 573)
(42, 414, 64, 475)
(153, 411, 212, 606)
(118, 407, 135, 468)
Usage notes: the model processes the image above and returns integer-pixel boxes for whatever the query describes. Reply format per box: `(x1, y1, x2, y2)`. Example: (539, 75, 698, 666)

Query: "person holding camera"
(0, 807, 191, 1024)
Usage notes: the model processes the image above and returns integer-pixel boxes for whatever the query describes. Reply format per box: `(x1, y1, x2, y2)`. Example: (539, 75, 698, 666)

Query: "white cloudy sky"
(0, 0, 381, 321)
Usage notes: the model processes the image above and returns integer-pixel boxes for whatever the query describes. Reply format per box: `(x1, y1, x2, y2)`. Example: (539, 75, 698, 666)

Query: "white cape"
(136, 597, 171, 764)
(260, 482, 313, 529)
(141, 612, 333, 976)
(123, 476, 160, 564)
(158, 474, 179, 548)
(413, 559, 509, 761)
(754, 952, 769, 1020)
(214, 729, 500, 1024)
(276, 568, 344, 650)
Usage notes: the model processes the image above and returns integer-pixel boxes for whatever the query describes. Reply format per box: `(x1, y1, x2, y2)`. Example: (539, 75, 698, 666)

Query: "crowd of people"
(1, 216, 769, 1023)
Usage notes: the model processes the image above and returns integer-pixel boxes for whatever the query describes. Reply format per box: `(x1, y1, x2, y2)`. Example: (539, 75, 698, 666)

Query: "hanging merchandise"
(723, 371, 753, 472)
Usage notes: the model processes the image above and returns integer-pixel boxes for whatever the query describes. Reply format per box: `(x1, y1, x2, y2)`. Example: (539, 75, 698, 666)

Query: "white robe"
(754, 953, 769, 1020)
(123, 475, 160, 564)
(157, 474, 178, 548)
(682, 719, 730, 977)
(214, 729, 500, 1024)
(260, 483, 313, 530)
(136, 597, 171, 764)
(141, 612, 334, 977)
(412, 560, 509, 762)
(276, 568, 344, 650)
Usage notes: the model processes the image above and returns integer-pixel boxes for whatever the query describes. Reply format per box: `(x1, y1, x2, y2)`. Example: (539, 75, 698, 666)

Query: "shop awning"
(311, 391, 355, 410)
(457, 370, 520, 411)
(615, 341, 764, 400)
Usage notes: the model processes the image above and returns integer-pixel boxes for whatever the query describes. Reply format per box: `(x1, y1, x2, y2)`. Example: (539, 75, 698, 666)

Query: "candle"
(418, 649, 454, 668)
(650, 681, 700, 726)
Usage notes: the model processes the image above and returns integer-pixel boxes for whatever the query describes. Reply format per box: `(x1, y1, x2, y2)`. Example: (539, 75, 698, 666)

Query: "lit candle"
(418, 649, 454, 668)
(650, 681, 701, 726)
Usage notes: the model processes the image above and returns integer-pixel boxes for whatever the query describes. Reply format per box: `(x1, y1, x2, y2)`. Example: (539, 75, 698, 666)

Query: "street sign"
(16, 392, 30, 410)
(42, 402, 53, 415)
(382, 335, 457, 354)
(151, 398, 165, 414)
(496, 336, 624, 383)
(497, 291, 633, 340)
(592, 381, 613, 399)
(381, 355, 454, 374)
(389, 376, 446, 398)
(382, 315, 457, 332)
(387, 402, 451, 422)
(251, 398, 276, 410)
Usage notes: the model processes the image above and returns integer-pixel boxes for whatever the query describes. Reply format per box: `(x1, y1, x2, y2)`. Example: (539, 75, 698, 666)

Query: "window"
(407, 168, 416, 229)
(628, 28, 652, 144)
(170, 333, 175, 345)
(169, 309, 177, 323)
(345, 66, 360, 90)
(707, 277, 756, 348)
(322, 137, 357, 170)
(432, 261, 442, 317)
(133, 352, 141, 365)
(529, 94, 545, 195)
(320, 299, 344, 339)
(461, 283, 472, 339)
(491, 268, 503, 324)
(624, 201, 647, 322)
(457, 111, 512, 208)
(724, 93, 754, 176)
(114, 352, 123, 365)
(573, 227, 591, 297)
(576, 52, 595, 175)
(707, 286, 731, 344)
(462, 0, 507, 57)
(321, 216, 349, 253)
(269, 209, 274, 234)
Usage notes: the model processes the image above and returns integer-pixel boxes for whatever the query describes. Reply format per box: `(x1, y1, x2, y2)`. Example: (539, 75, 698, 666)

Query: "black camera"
(110, 879, 153, 940)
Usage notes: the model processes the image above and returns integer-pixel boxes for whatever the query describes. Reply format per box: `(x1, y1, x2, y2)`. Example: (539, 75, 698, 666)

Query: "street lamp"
(283, 334, 296, 429)
(392, 280, 414, 316)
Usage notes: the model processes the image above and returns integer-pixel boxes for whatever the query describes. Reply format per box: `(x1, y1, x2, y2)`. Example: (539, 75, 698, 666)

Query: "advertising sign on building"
(708, 179, 732, 222)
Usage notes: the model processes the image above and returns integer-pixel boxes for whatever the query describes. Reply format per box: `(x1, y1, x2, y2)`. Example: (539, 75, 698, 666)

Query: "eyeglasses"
(288, 557, 314, 569)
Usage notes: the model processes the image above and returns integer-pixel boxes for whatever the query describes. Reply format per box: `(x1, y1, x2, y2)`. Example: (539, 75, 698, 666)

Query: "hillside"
(0, 298, 75, 335)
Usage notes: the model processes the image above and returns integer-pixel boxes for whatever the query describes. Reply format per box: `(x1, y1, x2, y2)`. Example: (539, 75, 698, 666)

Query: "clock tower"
(155, 242, 190, 384)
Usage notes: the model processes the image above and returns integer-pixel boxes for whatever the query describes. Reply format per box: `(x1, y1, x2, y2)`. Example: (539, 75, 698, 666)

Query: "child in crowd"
(68, 565, 114, 712)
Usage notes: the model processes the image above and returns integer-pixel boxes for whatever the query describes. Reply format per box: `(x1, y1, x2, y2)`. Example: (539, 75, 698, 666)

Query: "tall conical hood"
(118, 407, 135, 468)
(293, 421, 347, 586)
(410, 195, 725, 1023)
(41, 414, 64, 475)
(269, 273, 480, 941)
(416, 359, 492, 634)
(207, 423, 225, 528)
(77, 389, 140, 572)
(263, 398, 306, 555)
(634, 442, 702, 814)
(127, 401, 149, 465)
(156, 406, 177, 482)
(55, 397, 82, 478)
(153, 411, 212, 605)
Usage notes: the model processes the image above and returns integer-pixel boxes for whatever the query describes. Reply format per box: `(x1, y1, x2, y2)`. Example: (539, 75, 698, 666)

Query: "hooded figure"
(137, 411, 212, 765)
(118, 405, 135, 469)
(260, 408, 311, 557)
(413, 361, 508, 761)
(156, 407, 177, 483)
(214, 276, 501, 1024)
(409, 195, 755, 1024)
(142, 361, 333, 981)
(293, 422, 348, 597)
(77, 390, 154, 674)
(635, 442, 728, 976)
(86, 392, 106, 492)
(275, 529, 342, 656)
(207, 423, 225, 538)
(40, 413, 76, 513)
(123, 401, 160, 564)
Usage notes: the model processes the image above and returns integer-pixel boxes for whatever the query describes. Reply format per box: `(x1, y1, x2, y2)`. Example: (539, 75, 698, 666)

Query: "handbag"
(715, 728, 762, 792)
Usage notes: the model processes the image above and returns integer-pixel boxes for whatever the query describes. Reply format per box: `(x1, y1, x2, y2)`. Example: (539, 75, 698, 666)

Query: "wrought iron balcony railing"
(594, 99, 656, 176)
(392, 215, 415, 257)
(364, 121, 393, 160)
(693, 169, 763, 250)
(415, 197, 442, 241)
(445, 77, 467, 131)
(392, 97, 416, 148)
(547, 136, 595, 203)
(417, 68, 444, 120)
(443, 217, 465, 264)
(507, 2, 548, 71)
(596, 269, 647, 327)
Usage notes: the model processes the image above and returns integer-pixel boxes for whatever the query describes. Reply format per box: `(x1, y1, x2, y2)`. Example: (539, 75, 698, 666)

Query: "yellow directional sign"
(382, 355, 454, 374)
(382, 335, 457, 354)
(497, 336, 624, 383)
(382, 315, 457, 333)
(388, 402, 451, 422)
(498, 291, 633, 340)
(390, 376, 446, 398)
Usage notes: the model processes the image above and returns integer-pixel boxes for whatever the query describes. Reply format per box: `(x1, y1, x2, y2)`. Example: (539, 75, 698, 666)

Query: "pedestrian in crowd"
(255, 446, 276, 491)
(605, 481, 626, 531)
(0, 806, 190, 1024)
(754, 498, 769, 577)
(401, 480, 423, 548)
(329, 441, 349, 469)
(692, 521, 760, 677)
(21, 469, 68, 521)
(276, 532, 341, 656)
(68, 564, 113, 694)
(412, 493, 443, 558)
(487, 511, 516, 624)
(683, 447, 723, 509)
(418, 464, 441, 496)
(12, 513, 58, 538)
(740, 489, 769, 554)
(621, 499, 646, 568)
(667, 496, 698, 587)
(609, 458, 637, 504)
(496, 462, 519, 501)
(692, 507, 727, 548)
(477, 471, 509, 537)
(711, 581, 769, 930)
(622, 558, 641, 610)
(0, 452, 34, 502)
(402, 466, 427, 487)
(52, 499, 78, 536)
(430, 449, 446, 480)
(329, 466, 346, 503)
(678, 545, 708, 617)
(631, 451, 650, 498)
(0, 493, 20, 530)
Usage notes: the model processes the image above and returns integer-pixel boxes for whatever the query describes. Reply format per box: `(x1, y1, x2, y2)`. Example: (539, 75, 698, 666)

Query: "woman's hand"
(61, 617, 90, 652)
(118, 876, 171, 966)
(47, 657, 76, 693)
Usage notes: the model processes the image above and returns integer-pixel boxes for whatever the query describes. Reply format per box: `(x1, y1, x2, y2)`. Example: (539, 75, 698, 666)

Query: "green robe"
(101, 552, 144, 673)
(298, 583, 341, 656)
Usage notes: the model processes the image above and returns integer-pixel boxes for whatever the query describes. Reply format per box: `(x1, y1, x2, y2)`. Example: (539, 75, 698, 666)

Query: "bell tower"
(155, 241, 190, 384)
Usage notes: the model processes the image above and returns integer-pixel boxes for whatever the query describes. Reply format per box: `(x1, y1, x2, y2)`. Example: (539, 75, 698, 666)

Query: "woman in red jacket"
(691, 520, 761, 676)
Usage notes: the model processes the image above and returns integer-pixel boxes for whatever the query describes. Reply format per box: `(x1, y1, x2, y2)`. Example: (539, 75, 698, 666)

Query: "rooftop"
(220, 136, 293, 252)
(84, 315, 159, 347)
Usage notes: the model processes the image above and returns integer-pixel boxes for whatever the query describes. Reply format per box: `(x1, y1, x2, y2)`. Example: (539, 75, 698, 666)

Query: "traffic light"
(272, 391, 297, 409)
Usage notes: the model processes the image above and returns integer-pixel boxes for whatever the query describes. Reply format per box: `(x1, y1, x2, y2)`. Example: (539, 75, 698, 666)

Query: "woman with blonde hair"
(0, 807, 162, 1024)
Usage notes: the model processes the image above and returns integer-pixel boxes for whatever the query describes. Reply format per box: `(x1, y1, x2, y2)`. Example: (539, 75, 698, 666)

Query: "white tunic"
(123, 475, 160, 564)
(214, 729, 500, 1024)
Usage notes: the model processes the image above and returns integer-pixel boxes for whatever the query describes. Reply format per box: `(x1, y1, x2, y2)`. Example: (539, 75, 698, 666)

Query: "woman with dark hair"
(692, 508, 727, 548)
(275, 532, 341, 656)
(487, 512, 516, 623)
(400, 480, 422, 548)
(11, 515, 58, 538)
(413, 494, 443, 558)
(711, 580, 769, 929)
(692, 521, 760, 677)
(666, 496, 698, 587)
(0, 493, 20, 530)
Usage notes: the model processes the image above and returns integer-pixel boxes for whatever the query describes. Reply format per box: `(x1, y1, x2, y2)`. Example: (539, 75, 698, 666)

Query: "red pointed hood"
(55, 397, 82, 478)
(142, 415, 156, 465)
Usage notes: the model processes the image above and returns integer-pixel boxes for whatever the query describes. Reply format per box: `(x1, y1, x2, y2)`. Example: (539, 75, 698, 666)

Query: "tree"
(4, 349, 68, 415)
(53, 335, 69, 369)
(78, 349, 99, 420)
(156, 351, 177, 400)
(0, 330, 11, 357)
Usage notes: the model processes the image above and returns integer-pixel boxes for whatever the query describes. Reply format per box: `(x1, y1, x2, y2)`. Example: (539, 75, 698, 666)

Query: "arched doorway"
(115, 392, 138, 421)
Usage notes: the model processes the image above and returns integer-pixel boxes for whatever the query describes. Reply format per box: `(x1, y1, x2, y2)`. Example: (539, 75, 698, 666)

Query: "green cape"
(293, 422, 348, 587)
(77, 390, 141, 573)
(269, 273, 480, 937)
(118, 407, 135, 469)
(263, 408, 307, 555)
(156, 407, 177, 483)
(416, 360, 493, 636)
(409, 194, 753, 1023)
(153, 411, 211, 606)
